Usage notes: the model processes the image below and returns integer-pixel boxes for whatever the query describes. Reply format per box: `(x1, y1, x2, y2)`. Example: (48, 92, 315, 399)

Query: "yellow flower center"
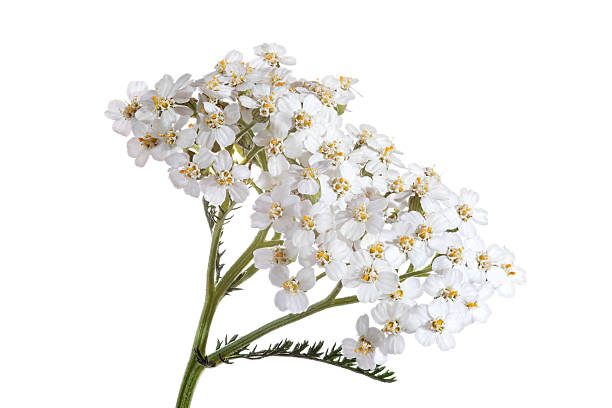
(301, 215, 315, 230)
(354, 204, 369, 222)
(456, 204, 472, 221)
(383, 320, 401, 335)
(440, 287, 459, 301)
(216, 171, 233, 186)
(477, 254, 491, 271)
(269, 203, 284, 220)
(121, 97, 141, 119)
(399, 236, 415, 252)
(282, 277, 299, 294)
(205, 111, 225, 129)
(294, 110, 312, 129)
(138, 134, 159, 149)
(361, 267, 378, 282)
(331, 177, 351, 196)
(368, 243, 384, 258)
(316, 250, 331, 266)
(273, 247, 289, 265)
(266, 138, 284, 155)
(447, 247, 464, 264)
(354, 338, 373, 355)
(431, 319, 445, 333)
(178, 164, 201, 180)
(416, 224, 432, 241)
(152, 95, 174, 112)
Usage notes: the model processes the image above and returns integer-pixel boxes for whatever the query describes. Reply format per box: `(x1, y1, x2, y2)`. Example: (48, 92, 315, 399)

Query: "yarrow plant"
(106, 43, 525, 408)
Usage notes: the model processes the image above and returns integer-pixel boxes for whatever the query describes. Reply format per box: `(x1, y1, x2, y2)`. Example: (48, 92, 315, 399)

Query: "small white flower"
(342, 314, 387, 370)
(301, 233, 351, 281)
(465, 244, 508, 284)
(338, 195, 388, 241)
(104, 81, 148, 136)
(200, 150, 250, 205)
(269, 267, 315, 313)
(401, 211, 450, 255)
(253, 43, 296, 67)
(385, 219, 431, 269)
(412, 299, 465, 351)
(166, 151, 214, 197)
(424, 270, 477, 315)
(462, 287, 492, 325)
(445, 188, 488, 237)
(214, 50, 243, 75)
(126, 121, 167, 167)
(251, 185, 299, 233)
(137, 74, 193, 121)
(381, 277, 423, 306)
(197, 102, 240, 149)
(343, 251, 398, 303)
(346, 124, 389, 150)
(239, 84, 287, 118)
(486, 248, 526, 297)
(151, 115, 196, 158)
(371, 301, 412, 354)
(288, 160, 330, 195)
(252, 119, 296, 176)
(254, 245, 296, 271)
(287, 200, 332, 250)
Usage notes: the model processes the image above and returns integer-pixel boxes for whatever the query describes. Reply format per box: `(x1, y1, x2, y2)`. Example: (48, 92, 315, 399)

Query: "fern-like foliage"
(213, 336, 397, 383)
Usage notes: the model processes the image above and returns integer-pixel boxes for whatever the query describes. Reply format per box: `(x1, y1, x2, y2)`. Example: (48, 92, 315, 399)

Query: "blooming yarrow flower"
(371, 301, 412, 354)
(137, 74, 194, 121)
(251, 185, 299, 233)
(445, 188, 488, 237)
(107, 44, 525, 372)
(301, 233, 351, 281)
(126, 120, 167, 166)
(253, 43, 296, 67)
(342, 314, 387, 370)
(338, 195, 388, 241)
(486, 248, 526, 297)
(166, 151, 214, 197)
(412, 299, 465, 351)
(342, 250, 398, 302)
(200, 150, 250, 205)
(269, 266, 315, 313)
(381, 277, 423, 306)
(197, 102, 240, 149)
(105, 81, 148, 136)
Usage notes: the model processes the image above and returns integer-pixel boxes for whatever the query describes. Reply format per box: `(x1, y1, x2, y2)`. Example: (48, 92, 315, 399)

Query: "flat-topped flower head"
(106, 44, 524, 375)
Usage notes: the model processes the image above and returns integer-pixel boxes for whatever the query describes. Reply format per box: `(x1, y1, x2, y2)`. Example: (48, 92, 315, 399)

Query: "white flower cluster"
(105, 43, 525, 371)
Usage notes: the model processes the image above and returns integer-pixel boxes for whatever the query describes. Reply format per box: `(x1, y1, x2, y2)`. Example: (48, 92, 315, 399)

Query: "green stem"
(399, 264, 432, 281)
(175, 200, 233, 408)
(175, 356, 204, 408)
(235, 120, 257, 143)
(206, 282, 352, 365)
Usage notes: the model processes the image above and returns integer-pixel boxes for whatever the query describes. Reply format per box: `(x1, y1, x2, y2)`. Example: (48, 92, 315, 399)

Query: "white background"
(1, 1, 611, 407)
